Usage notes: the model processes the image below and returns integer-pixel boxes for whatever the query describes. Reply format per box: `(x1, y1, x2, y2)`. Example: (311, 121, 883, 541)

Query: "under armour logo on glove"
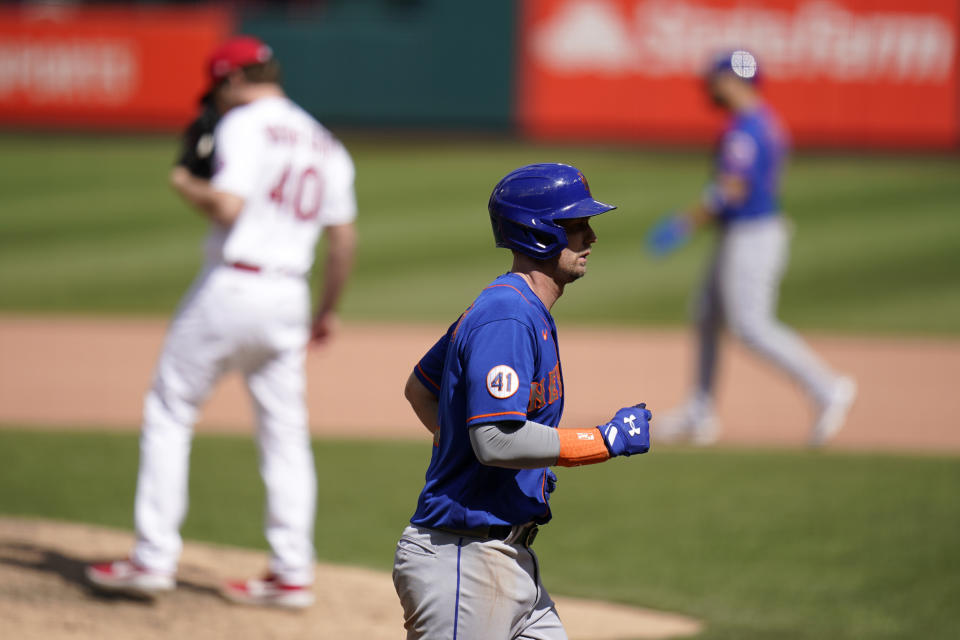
(623, 414, 646, 437)
(599, 403, 652, 457)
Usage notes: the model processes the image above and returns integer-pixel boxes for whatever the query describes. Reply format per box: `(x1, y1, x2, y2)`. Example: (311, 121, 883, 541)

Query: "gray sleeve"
(469, 421, 561, 469)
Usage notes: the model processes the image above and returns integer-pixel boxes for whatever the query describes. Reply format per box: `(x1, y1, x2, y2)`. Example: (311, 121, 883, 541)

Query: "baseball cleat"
(85, 559, 175, 597)
(655, 401, 720, 446)
(809, 376, 857, 447)
(688, 414, 721, 446)
(221, 574, 315, 609)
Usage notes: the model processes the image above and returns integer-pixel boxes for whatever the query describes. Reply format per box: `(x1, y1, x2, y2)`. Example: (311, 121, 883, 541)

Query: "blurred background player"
(86, 35, 359, 607)
(394, 163, 652, 639)
(646, 50, 856, 447)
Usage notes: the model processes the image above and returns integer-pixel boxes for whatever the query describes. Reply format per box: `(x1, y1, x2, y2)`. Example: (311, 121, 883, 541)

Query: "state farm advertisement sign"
(0, 6, 232, 130)
(518, 0, 960, 148)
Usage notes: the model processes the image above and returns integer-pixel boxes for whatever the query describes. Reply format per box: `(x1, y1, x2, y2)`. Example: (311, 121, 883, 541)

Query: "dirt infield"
(1, 315, 958, 451)
(0, 517, 702, 640)
(1, 316, 958, 639)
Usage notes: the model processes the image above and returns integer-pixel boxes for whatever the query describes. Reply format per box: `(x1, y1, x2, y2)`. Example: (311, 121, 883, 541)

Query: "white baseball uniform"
(131, 95, 356, 586)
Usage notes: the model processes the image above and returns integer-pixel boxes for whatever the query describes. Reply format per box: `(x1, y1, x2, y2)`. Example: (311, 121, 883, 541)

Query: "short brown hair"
(241, 59, 282, 85)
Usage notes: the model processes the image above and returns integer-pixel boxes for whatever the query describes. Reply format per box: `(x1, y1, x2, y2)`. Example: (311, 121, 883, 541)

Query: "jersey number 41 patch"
(486, 365, 519, 399)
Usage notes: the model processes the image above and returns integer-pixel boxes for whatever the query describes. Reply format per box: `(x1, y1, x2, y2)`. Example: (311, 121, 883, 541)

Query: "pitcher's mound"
(0, 517, 702, 640)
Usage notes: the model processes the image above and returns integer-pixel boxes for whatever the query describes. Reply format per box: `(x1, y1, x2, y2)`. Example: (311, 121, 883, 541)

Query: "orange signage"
(0, 6, 233, 130)
(518, 0, 960, 148)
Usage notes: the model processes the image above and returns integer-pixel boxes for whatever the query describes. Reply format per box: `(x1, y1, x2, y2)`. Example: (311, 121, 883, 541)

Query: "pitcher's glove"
(176, 102, 219, 179)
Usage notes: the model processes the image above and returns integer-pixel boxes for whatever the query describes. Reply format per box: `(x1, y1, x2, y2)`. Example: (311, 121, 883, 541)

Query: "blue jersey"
(714, 105, 788, 223)
(410, 273, 563, 530)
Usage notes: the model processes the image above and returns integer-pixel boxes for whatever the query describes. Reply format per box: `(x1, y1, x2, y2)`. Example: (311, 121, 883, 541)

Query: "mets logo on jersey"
(528, 363, 562, 412)
(578, 171, 591, 195)
(486, 365, 519, 399)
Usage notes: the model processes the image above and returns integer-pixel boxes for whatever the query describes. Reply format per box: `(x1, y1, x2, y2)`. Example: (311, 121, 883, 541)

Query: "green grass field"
(1, 428, 958, 640)
(1, 133, 958, 333)
(1, 134, 958, 638)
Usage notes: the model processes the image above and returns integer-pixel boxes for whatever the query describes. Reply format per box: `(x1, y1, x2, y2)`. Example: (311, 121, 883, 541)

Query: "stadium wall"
(0, 5, 233, 130)
(238, 1, 516, 129)
(517, 0, 960, 149)
(0, 1, 957, 149)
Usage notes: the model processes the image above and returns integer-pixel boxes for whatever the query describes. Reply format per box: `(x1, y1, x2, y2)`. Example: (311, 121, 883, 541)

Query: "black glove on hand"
(176, 102, 219, 179)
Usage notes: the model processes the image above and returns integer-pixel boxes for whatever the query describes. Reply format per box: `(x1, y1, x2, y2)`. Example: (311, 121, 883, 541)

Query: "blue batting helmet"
(488, 163, 616, 260)
(706, 49, 760, 83)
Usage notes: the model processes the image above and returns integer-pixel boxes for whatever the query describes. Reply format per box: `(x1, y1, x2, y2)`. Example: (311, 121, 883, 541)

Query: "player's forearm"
(316, 223, 357, 316)
(697, 173, 748, 222)
(469, 421, 561, 469)
(684, 203, 714, 229)
(405, 372, 439, 434)
(168, 167, 242, 226)
(470, 420, 618, 469)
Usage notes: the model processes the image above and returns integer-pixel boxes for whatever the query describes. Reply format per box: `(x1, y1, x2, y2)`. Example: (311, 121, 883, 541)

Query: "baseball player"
(393, 163, 653, 639)
(86, 35, 358, 608)
(646, 50, 856, 447)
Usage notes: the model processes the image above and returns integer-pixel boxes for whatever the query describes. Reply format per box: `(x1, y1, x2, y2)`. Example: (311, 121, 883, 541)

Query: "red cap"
(207, 36, 273, 83)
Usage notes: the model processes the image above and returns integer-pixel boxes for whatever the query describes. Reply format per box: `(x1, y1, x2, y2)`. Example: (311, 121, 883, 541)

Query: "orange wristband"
(556, 428, 611, 467)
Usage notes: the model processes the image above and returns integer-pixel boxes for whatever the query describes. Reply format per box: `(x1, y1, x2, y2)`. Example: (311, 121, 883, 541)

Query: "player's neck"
(511, 266, 563, 310)
(236, 83, 285, 105)
(729, 91, 761, 114)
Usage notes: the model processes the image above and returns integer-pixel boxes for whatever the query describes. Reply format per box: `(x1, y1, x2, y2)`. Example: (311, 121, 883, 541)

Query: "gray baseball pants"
(393, 525, 567, 640)
(695, 215, 838, 405)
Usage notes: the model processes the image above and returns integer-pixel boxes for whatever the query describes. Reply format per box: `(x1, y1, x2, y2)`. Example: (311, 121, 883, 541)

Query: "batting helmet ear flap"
(490, 214, 569, 260)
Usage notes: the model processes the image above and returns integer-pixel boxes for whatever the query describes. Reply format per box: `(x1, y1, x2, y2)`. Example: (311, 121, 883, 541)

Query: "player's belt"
(437, 522, 540, 547)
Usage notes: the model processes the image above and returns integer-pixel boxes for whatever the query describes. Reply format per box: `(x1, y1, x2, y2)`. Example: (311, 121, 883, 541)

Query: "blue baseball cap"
(707, 49, 760, 83)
